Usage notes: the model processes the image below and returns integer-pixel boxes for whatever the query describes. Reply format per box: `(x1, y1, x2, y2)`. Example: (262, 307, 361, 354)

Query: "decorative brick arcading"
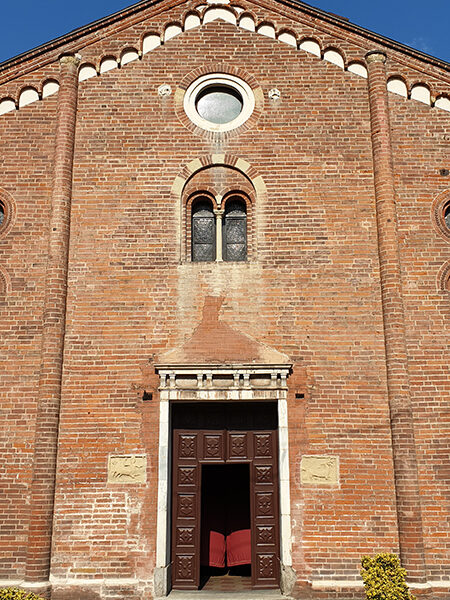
(1, 3, 450, 119)
(365, 51, 427, 584)
(25, 53, 80, 584)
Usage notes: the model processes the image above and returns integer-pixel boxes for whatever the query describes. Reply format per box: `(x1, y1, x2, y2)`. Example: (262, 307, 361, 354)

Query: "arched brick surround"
(0, 266, 11, 295)
(172, 154, 267, 263)
(174, 63, 264, 140)
(431, 189, 450, 241)
(0, 187, 16, 240)
(437, 260, 450, 292)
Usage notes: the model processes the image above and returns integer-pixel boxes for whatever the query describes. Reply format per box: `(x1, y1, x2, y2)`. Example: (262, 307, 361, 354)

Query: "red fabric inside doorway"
(201, 464, 251, 568)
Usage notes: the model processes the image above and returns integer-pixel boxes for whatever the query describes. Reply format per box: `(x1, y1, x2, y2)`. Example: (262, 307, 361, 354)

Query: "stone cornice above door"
(155, 364, 291, 399)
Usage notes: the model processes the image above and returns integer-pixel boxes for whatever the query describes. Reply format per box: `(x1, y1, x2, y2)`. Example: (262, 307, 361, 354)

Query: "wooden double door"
(171, 403, 280, 590)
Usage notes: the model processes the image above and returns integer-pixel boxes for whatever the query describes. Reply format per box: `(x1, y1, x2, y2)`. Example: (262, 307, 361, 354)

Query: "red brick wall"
(389, 93, 450, 583)
(0, 96, 57, 578)
(50, 21, 397, 584)
(0, 6, 448, 599)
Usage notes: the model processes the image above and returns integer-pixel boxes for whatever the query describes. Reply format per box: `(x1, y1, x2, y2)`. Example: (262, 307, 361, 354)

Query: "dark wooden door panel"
(201, 431, 226, 461)
(177, 465, 198, 487)
(256, 554, 278, 584)
(253, 432, 275, 459)
(176, 526, 196, 547)
(255, 464, 274, 484)
(178, 433, 197, 459)
(173, 554, 197, 588)
(256, 525, 276, 545)
(227, 431, 250, 461)
(177, 493, 197, 519)
(172, 431, 201, 589)
(172, 426, 280, 590)
(255, 492, 275, 518)
(251, 430, 280, 589)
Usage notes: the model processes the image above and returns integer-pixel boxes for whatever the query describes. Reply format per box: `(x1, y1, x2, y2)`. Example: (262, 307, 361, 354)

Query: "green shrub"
(361, 554, 415, 600)
(0, 588, 46, 600)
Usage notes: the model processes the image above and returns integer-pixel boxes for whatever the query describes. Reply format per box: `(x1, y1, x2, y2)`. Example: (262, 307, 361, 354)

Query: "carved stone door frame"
(152, 363, 293, 597)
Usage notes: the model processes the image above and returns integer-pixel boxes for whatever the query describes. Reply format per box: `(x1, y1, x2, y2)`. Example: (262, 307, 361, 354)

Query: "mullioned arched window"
(192, 197, 216, 262)
(223, 197, 247, 262)
(190, 193, 249, 263)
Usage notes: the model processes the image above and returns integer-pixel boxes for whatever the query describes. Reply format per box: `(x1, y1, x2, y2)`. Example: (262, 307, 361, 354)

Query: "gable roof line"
(0, 0, 172, 82)
(0, 0, 448, 82)
(275, 0, 449, 72)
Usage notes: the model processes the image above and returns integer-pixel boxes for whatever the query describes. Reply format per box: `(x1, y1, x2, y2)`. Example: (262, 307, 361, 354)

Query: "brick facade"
(0, 1, 448, 599)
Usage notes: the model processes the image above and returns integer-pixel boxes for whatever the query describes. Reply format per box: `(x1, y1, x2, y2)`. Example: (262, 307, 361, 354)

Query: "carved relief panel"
(254, 433, 274, 458)
(201, 432, 225, 461)
(256, 525, 275, 545)
(174, 554, 195, 584)
(179, 434, 197, 458)
(178, 466, 197, 486)
(255, 465, 273, 484)
(177, 494, 196, 519)
(227, 432, 250, 460)
(176, 527, 195, 547)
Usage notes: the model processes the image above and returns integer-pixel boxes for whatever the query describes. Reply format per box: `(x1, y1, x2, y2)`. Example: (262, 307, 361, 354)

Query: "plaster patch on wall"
(42, 81, 60, 97)
(108, 455, 147, 483)
(0, 99, 16, 115)
(300, 455, 339, 486)
(18, 88, 39, 107)
(239, 15, 255, 31)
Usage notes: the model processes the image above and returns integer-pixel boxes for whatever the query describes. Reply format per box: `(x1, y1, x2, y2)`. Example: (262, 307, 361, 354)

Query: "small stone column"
(365, 51, 426, 583)
(214, 208, 224, 261)
(25, 53, 80, 584)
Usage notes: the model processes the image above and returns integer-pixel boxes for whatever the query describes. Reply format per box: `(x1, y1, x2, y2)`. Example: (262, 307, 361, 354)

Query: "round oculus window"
(196, 86, 243, 124)
(184, 74, 255, 132)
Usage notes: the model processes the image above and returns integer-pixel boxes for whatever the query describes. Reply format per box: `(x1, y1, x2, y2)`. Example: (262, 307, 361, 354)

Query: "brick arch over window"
(0, 266, 11, 296)
(437, 261, 450, 292)
(172, 155, 266, 263)
(0, 187, 16, 239)
(184, 169, 254, 262)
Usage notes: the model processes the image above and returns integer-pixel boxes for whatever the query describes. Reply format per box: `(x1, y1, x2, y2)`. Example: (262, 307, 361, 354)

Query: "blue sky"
(0, 0, 448, 64)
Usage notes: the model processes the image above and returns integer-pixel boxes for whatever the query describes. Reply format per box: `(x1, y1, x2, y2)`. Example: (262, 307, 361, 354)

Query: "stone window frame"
(190, 191, 217, 262)
(184, 187, 254, 263)
(183, 72, 255, 133)
(222, 193, 248, 262)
